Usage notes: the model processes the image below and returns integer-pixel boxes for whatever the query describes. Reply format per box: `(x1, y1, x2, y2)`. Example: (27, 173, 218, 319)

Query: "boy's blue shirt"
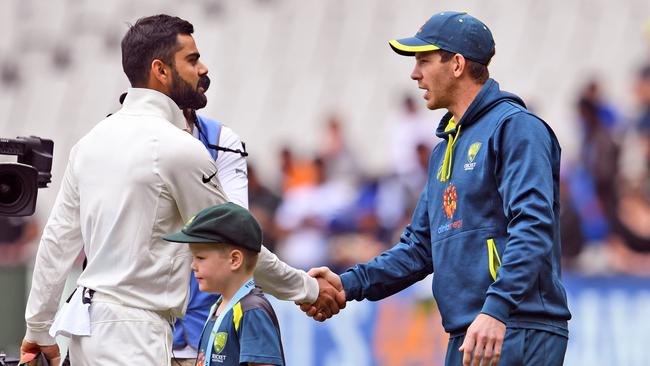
(341, 79, 571, 337)
(197, 288, 284, 366)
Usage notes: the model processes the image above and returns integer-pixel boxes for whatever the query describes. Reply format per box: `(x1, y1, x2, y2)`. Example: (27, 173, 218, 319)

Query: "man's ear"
(230, 249, 244, 270)
(452, 54, 466, 78)
(151, 59, 171, 85)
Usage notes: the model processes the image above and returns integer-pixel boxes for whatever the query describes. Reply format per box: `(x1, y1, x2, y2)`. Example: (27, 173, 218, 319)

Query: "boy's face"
(189, 243, 231, 293)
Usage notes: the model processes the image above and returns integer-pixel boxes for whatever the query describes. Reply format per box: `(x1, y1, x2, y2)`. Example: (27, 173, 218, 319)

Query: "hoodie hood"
(435, 79, 526, 138)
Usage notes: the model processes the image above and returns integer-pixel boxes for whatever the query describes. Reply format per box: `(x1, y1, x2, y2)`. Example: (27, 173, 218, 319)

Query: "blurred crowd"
(560, 62, 650, 275)
(239, 95, 439, 274)
(3, 64, 650, 277)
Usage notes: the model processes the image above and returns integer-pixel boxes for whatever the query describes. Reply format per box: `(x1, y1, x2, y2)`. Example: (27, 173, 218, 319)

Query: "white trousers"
(68, 295, 173, 365)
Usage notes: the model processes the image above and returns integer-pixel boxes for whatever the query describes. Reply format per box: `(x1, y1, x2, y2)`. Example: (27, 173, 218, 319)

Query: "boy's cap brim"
(389, 38, 440, 56)
(162, 231, 214, 243)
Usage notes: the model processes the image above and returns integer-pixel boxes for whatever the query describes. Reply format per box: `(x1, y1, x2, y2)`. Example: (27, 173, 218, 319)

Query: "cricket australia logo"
(184, 215, 196, 230)
(213, 331, 228, 354)
(464, 142, 481, 171)
(442, 184, 457, 219)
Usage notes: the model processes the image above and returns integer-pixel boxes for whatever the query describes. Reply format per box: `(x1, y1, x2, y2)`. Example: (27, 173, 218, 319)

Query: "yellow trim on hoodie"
(440, 119, 461, 182)
(488, 238, 502, 281)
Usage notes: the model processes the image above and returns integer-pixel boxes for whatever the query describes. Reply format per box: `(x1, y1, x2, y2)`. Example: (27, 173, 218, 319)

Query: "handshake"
(298, 267, 347, 322)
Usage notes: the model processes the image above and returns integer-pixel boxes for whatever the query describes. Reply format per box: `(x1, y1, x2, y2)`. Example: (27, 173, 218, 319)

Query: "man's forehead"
(415, 50, 438, 60)
(175, 34, 199, 55)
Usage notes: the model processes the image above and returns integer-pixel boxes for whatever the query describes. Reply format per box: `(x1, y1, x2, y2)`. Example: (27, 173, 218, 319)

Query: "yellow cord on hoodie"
(440, 119, 461, 182)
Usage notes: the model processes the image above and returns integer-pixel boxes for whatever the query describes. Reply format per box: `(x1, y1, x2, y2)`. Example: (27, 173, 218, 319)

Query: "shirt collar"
(120, 87, 187, 130)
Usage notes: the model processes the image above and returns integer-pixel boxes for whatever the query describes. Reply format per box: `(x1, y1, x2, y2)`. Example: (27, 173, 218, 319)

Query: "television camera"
(0, 136, 53, 216)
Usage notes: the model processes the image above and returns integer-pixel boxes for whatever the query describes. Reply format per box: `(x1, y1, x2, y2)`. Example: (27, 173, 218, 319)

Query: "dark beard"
(169, 68, 210, 110)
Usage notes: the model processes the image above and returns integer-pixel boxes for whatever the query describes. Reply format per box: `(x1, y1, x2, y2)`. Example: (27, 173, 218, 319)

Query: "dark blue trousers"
(445, 328, 568, 366)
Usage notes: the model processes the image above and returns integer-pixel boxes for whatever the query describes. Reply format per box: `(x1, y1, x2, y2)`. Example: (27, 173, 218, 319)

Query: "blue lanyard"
(204, 279, 255, 366)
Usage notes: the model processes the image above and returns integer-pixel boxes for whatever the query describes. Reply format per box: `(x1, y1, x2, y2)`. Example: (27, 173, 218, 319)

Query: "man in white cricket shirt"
(20, 14, 344, 365)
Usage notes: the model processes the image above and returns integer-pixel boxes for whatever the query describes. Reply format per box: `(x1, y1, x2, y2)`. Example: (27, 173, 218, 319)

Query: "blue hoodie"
(340, 79, 571, 337)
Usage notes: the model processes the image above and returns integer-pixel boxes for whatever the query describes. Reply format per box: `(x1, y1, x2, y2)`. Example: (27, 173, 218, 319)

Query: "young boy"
(164, 202, 284, 366)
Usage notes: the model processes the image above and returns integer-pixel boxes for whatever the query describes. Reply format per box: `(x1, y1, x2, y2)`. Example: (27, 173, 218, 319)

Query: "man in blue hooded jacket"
(304, 11, 571, 366)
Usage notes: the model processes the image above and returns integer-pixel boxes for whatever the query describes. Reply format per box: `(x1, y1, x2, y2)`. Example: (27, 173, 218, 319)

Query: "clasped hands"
(298, 266, 347, 322)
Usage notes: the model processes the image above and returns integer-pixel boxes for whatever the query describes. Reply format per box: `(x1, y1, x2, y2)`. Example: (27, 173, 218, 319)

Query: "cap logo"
(184, 215, 196, 230)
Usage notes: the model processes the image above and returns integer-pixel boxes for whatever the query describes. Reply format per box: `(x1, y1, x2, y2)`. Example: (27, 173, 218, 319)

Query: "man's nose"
(198, 61, 208, 76)
(411, 66, 421, 80)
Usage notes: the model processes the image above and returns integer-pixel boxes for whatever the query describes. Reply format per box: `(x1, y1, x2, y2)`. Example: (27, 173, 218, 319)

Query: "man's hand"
(20, 339, 61, 366)
(458, 313, 505, 366)
(298, 266, 346, 322)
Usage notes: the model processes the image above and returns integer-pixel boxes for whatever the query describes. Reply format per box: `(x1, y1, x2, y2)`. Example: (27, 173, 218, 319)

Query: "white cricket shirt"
(24, 88, 314, 346)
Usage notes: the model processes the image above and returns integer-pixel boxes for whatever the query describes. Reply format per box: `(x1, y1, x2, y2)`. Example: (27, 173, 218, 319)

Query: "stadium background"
(0, 0, 649, 365)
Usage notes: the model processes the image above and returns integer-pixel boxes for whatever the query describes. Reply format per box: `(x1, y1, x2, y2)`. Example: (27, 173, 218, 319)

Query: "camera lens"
(0, 173, 23, 205)
(0, 163, 37, 216)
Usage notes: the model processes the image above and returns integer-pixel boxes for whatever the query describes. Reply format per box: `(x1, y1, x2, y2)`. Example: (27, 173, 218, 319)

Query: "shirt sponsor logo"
(438, 220, 463, 234)
(202, 171, 218, 183)
(464, 142, 481, 171)
(439, 183, 462, 233)
(442, 184, 457, 219)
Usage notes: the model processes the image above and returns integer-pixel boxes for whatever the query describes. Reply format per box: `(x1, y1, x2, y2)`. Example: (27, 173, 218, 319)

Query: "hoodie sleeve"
(340, 185, 434, 301)
(481, 112, 559, 323)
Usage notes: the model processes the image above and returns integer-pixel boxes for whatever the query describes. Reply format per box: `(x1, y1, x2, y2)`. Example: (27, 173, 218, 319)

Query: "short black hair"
(121, 14, 194, 87)
(438, 49, 491, 84)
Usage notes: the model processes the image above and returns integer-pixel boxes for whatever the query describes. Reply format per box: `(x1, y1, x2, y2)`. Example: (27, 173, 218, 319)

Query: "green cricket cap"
(163, 202, 262, 252)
